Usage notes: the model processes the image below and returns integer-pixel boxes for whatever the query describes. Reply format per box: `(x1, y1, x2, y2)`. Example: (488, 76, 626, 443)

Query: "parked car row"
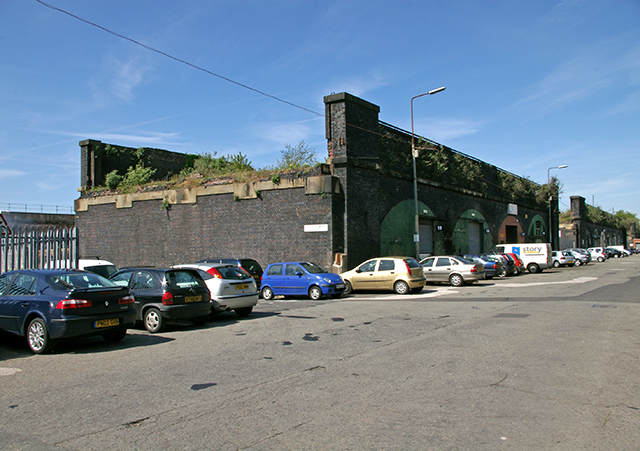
(2, 246, 633, 354)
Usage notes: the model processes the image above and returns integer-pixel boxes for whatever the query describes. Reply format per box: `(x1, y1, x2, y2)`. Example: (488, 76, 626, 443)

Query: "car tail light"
(162, 292, 174, 305)
(492, 263, 497, 269)
(207, 268, 223, 279)
(403, 260, 412, 273)
(56, 299, 92, 309)
(119, 294, 135, 304)
(470, 266, 478, 273)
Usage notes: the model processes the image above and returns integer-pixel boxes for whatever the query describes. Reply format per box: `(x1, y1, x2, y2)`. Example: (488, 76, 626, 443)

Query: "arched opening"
(380, 200, 435, 257)
(452, 209, 490, 255)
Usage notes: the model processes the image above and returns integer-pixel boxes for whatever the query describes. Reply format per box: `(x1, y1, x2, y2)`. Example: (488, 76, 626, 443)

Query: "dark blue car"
(0, 269, 136, 354)
(260, 262, 345, 300)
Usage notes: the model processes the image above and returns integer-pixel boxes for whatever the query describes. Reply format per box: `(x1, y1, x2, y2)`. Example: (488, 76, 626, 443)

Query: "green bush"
(120, 164, 156, 190)
(105, 170, 123, 190)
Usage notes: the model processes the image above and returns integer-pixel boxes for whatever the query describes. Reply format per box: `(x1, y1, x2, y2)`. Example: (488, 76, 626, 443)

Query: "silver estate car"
(420, 256, 485, 286)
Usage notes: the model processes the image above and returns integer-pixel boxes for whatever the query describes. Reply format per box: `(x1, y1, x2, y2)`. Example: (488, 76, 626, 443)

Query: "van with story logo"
(493, 243, 552, 273)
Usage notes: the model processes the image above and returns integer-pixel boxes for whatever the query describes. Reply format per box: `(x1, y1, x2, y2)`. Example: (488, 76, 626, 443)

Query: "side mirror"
(355, 268, 361, 273)
(296, 271, 303, 277)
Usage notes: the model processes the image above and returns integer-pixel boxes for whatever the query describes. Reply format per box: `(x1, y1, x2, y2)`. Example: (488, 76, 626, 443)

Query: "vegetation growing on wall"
(560, 206, 638, 231)
(86, 141, 321, 195)
(378, 128, 550, 209)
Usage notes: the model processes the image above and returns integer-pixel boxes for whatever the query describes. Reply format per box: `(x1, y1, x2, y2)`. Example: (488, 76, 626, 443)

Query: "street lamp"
(411, 86, 446, 260)
(547, 164, 568, 250)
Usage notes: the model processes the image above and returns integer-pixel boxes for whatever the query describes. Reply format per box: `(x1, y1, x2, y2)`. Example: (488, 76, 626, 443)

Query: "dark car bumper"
(160, 303, 212, 321)
(49, 311, 137, 340)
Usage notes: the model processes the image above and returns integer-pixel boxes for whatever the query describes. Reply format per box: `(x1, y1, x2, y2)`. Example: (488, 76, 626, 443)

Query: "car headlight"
(323, 277, 332, 284)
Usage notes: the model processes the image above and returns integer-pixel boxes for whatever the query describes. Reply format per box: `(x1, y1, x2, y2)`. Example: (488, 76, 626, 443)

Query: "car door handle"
(21, 302, 29, 307)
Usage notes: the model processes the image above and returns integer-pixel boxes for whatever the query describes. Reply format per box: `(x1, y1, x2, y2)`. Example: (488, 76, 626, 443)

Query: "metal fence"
(0, 226, 79, 273)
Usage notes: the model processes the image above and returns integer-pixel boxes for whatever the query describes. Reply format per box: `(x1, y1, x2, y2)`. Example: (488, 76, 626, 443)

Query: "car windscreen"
(47, 272, 118, 290)
(300, 262, 327, 274)
(456, 257, 475, 265)
(218, 266, 252, 280)
(165, 270, 206, 289)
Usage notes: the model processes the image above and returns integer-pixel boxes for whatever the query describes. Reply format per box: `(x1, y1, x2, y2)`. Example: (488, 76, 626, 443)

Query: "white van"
(493, 243, 552, 273)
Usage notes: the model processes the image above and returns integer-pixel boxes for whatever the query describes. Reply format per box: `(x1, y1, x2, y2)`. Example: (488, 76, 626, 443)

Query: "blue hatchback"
(260, 262, 345, 300)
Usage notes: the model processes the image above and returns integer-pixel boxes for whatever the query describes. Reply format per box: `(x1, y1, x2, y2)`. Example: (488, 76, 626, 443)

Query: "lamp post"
(411, 86, 446, 260)
(547, 164, 568, 250)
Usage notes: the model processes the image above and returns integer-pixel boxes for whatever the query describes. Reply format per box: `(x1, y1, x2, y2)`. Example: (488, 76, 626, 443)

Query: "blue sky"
(1, 0, 639, 216)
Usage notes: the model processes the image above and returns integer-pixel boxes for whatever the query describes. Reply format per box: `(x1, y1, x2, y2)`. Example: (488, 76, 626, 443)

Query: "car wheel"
(102, 328, 127, 343)
(528, 263, 540, 273)
(144, 308, 165, 333)
(411, 286, 424, 293)
(308, 285, 323, 300)
(27, 318, 55, 354)
(553, 260, 560, 268)
(449, 274, 464, 287)
(343, 280, 353, 295)
(234, 307, 253, 317)
(393, 280, 409, 294)
(261, 286, 274, 301)
(598, 256, 604, 262)
(497, 269, 506, 278)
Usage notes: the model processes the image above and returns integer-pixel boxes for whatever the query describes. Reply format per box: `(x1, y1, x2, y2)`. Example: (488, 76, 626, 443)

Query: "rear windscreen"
(219, 266, 252, 280)
(165, 271, 206, 289)
(48, 273, 117, 290)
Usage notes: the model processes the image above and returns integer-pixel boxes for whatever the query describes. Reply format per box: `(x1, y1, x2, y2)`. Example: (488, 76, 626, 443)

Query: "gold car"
(340, 257, 426, 294)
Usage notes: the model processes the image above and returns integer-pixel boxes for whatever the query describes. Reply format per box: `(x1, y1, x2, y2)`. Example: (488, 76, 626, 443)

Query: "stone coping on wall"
(74, 175, 337, 212)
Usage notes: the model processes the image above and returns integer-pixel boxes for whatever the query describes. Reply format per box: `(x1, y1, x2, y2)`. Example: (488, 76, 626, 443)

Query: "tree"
(276, 141, 318, 169)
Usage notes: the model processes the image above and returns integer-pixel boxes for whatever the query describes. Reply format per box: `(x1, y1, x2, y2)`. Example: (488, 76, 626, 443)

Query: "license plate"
(235, 284, 249, 290)
(185, 295, 202, 303)
(336, 283, 345, 289)
(95, 318, 119, 328)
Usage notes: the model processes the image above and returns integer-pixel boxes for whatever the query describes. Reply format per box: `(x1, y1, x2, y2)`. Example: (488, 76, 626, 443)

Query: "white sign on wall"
(507, 204, 518, 215)
(304, 224, 329, 233)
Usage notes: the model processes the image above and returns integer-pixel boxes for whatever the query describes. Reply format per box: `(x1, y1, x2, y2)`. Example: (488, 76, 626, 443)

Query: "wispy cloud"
(89, 53, 150, 105)
(415, 118, 485, 142)
(253, 118, 322, 145)
(324, 71, 390, 99)
(515, 40, 640, 113)
(0, 169, 26, 178)
(48, 131, 183, 148)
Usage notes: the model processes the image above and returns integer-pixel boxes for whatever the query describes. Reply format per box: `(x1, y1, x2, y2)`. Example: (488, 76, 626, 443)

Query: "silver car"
(565, 249, 590, 266)
(174, 264, 259, 317)
(419, 256, 485, 286)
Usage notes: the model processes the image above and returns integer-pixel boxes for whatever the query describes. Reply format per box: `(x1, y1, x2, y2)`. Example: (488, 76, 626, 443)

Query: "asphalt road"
(1, 257, 639, 450)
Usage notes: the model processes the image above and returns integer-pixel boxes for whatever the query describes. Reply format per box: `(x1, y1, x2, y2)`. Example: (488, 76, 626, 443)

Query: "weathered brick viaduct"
(75, 92, 557, 272)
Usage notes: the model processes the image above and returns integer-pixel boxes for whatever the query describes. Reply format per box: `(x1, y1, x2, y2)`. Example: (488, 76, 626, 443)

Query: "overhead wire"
(34, 0, 545, 205)
(34, 0, 324, 118)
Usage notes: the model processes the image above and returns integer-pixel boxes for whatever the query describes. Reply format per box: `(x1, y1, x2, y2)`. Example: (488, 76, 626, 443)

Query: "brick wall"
(76, 178, 337, 270)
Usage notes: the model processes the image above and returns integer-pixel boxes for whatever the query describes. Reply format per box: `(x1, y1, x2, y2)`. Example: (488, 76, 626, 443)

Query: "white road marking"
(0, 368, 22, 376)
(496, 276, 598, 288)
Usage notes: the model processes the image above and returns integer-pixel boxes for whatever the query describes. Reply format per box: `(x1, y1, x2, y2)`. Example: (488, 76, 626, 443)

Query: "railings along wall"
(0, 226, 79, 272)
